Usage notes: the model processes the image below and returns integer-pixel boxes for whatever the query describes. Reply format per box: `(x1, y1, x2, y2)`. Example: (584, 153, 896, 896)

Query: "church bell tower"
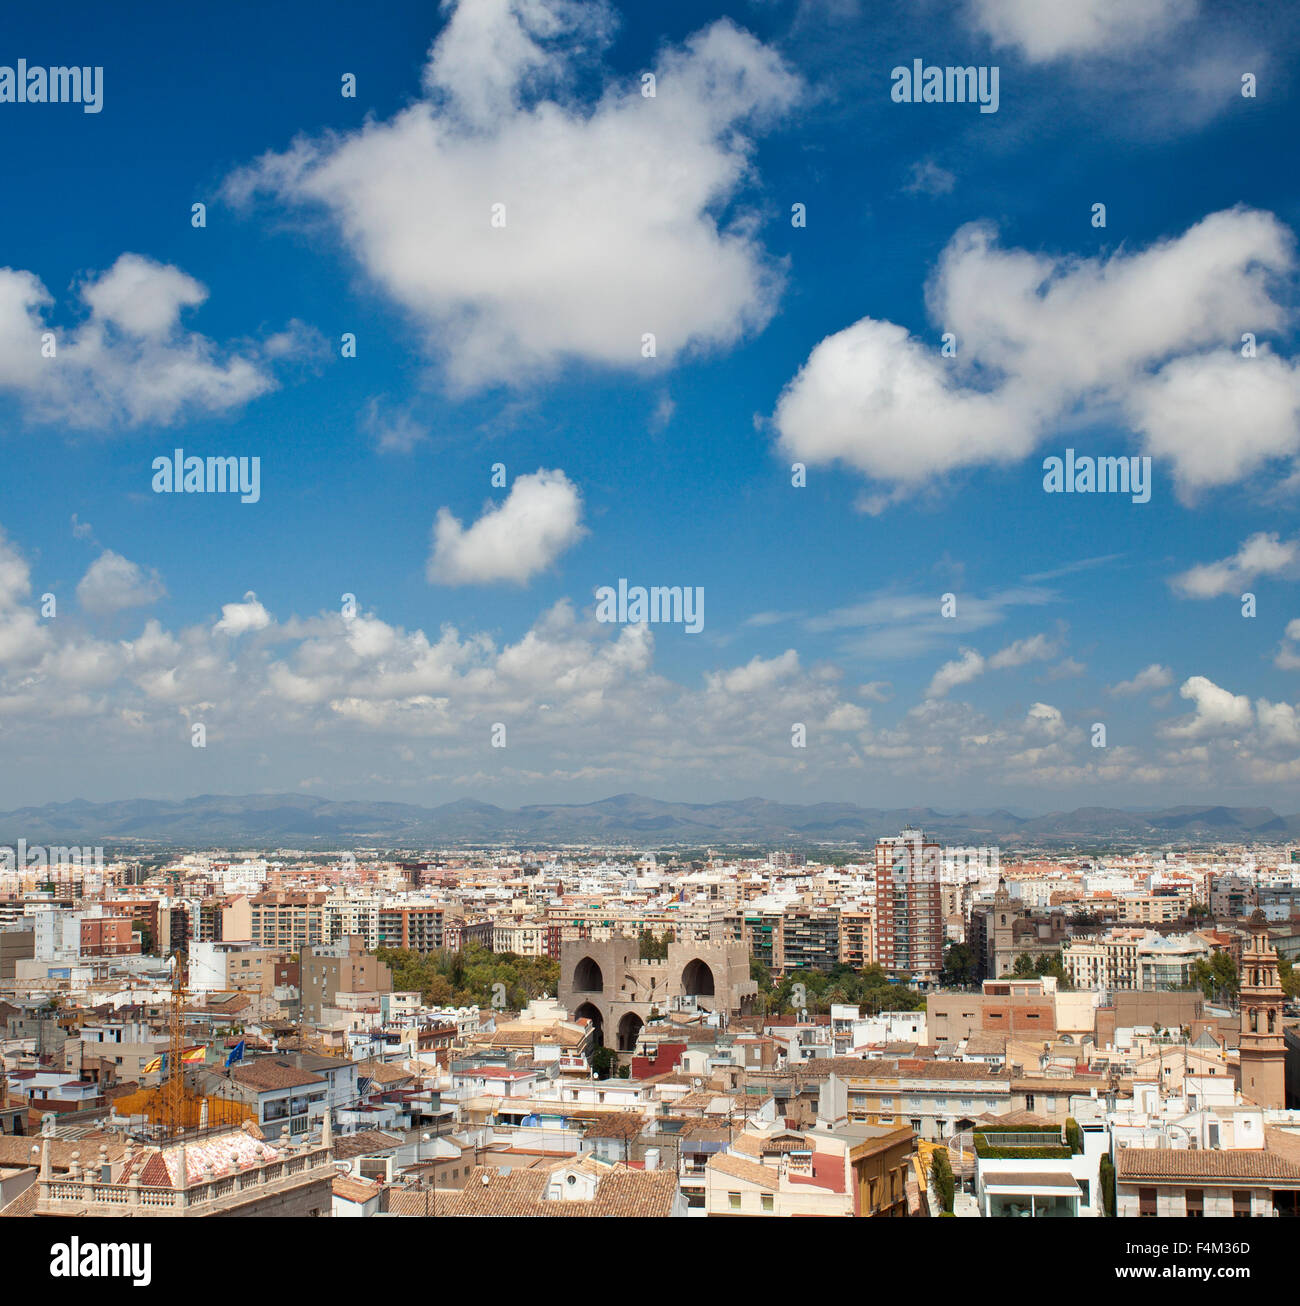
(1238, 910, 1286, 1109)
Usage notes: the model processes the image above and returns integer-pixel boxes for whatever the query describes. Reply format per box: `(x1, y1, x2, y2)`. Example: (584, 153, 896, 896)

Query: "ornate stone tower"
(1238, 911, 1285, 1109)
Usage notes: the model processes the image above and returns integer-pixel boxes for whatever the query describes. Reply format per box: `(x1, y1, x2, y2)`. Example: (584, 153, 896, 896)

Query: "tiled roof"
(732, 1132, 806, 1158)
(332, 1175, 383, 1204)
(660, 1116, 729, 1138)
(581, 1113, 643, 1141)
(964, 1034, 1008, 1056)
(1117, 1147, 1300, 1182)
(434, 1162, 680, 1217)
(0, 1136, 126, 1172)
(0, 1181, 38, 1217)
(804, 1057, 1008, 1082)
(707, 1153, 777, 1188)
(355, 1061, 413, 1086)
(386, 1187, 440, 1217)
(230, 1058, 325, 1090)
(333, 1129, 403, 1160)
(673, 1090, 736, 1111)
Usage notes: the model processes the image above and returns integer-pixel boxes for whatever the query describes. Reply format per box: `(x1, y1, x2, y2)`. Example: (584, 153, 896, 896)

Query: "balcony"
(34, 1138, 335, 1216)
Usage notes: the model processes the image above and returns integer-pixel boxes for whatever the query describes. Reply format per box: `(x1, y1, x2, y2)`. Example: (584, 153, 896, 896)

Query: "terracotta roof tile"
(707, 1153, 777, 1188)
(432, 1163, 679, 1217)
(1117, 1147, 1300, 1182)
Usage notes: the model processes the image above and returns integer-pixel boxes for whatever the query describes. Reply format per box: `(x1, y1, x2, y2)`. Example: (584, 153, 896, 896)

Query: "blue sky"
(2, 0, 1300, 812)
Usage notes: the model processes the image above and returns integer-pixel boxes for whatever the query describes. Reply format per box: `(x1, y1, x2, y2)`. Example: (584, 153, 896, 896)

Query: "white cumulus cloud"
(1110, 663, 1174, 695)
(1161, 675, 1254, 739)
(226, 0, 801, 391)
(774, 208, 1299, 501)
(428, 468, 585, 585)
(1170, 532, 1300, 598)
(0, 253, 285, 426)
(214, 592, 273, 637)
(76, 551, 166, 616)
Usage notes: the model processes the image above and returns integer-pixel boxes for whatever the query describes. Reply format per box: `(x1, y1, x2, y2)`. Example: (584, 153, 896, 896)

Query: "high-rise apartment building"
(874, 829, 942, 982)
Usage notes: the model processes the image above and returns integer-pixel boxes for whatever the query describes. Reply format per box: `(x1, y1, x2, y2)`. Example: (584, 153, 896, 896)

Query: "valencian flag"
(224, 1040, 246, 1068)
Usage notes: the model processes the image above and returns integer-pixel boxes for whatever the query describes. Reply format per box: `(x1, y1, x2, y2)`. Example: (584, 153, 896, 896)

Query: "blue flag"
(225, 1040, 245, 1068)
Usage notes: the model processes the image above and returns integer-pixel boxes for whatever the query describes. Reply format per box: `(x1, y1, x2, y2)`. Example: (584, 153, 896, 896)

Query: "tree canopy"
(771, 963, 927, 1013)
(374, 942, 559, 1009)
(1186, 951, 1238, 1000)
(1012, 951, 1073, 990)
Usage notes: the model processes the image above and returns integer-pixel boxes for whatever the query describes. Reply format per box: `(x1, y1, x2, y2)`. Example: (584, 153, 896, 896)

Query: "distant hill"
(0, 792, 1296, 849)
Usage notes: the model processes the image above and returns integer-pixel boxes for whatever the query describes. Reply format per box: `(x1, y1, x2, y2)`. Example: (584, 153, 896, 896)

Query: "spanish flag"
(143, 1046, 206, 1073)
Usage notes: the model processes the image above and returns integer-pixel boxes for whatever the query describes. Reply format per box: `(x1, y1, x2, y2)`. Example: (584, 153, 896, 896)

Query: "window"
(1186, 1188, 1203, 1217)
(1138, 1187, 1157, 1217)
(728, 1192, 741, 1211)
(1233, 1190, 1251, 1217)
(910, 1118, 923, 1133)
(1024, 1094, 1035, 1110)
(761, 1195, 774, 1212)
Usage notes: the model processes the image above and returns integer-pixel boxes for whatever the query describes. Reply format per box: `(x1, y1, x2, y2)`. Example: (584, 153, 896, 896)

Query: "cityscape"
(2, 0, 1299, 1280)
(2, 828, 1300, 1232)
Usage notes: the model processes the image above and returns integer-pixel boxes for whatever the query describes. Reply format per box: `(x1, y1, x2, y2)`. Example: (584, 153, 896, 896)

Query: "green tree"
(637, 930, 672, 960)
(589, 1045, 617, 1080)
(374, 943, 560, 1009)
(929, 1146, 955, 1213)
(1099, 1154, 1116, 1217)
(1034, 952, 1073, 991)
(941, 943, 978, 988)
(1065, 1118, 1083, 1155)
(1187, 951, 1238, 1000)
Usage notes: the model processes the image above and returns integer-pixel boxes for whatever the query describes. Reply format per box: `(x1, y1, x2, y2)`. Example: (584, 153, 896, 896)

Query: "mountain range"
(0, 792, 1296, 849)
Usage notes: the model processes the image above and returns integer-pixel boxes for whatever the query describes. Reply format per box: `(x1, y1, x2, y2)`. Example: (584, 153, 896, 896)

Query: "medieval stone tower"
(1238, 910, 1286, 1110)
(558, 935, 757, 1052)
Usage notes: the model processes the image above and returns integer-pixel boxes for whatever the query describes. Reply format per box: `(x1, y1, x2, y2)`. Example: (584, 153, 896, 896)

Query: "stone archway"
(575, 1001, 604, 1047)
(681, 958, 715, 998)
(573, 956, 604, 993)
(617, 1012, 644, 1053)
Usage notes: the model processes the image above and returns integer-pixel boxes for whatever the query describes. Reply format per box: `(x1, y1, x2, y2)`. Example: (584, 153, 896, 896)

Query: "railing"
(35, 1142, 337, 1215)
(976, 1130, 1065, 1149)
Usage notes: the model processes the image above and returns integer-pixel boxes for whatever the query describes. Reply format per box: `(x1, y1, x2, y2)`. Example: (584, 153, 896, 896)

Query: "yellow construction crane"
(162, 951, 188, 1137)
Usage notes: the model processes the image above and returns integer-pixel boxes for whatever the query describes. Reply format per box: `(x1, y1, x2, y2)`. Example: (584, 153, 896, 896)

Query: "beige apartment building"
(248, 892, 328, 950)
(300, 935, 392, 1022)
(1114, 889, 1192, 925)
(1062, 930, 1142, 990)
(839, 908, 875, 969)
(491, 919, 552, 957)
